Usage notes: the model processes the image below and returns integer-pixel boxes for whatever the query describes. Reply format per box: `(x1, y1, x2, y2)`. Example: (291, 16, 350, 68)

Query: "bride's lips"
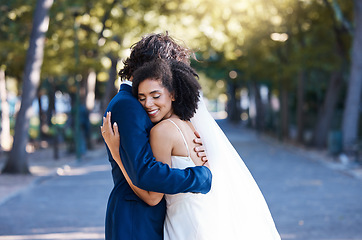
(147, 109, 159, 117)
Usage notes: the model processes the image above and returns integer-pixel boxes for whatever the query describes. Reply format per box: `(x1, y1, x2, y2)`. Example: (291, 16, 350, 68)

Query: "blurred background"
(0, 0, 361, 174)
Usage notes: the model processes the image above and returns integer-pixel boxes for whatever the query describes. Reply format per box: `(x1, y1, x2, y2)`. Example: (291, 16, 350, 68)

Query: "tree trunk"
(281, 86, 289, 139)
(101, 56, 118, 112)
(342, 0, 362, 153)
(91, 0, 118, 113)
(38, 90, 45, 139)
(313, 71, 343, 147)
(47, 78, 55, 127)
(314, 0, 349, 149)
(227, 81, 240, 123)
(2, 0, 54, 174)
(53, 90, 59, 160)
(0, 69, 11, 152)
(85, 69, 96, 111)
(296, 70, 305, 143)
(253, 81, 264, 131)
(47, 79, 58, 159)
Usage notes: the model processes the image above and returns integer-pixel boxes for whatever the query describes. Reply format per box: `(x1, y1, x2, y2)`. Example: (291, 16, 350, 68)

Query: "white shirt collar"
(122, 80, 132, 87)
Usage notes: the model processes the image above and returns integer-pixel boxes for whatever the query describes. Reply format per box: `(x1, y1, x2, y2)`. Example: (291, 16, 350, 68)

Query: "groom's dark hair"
(132, 59, 201, 121)
(119, 32, 194, 81)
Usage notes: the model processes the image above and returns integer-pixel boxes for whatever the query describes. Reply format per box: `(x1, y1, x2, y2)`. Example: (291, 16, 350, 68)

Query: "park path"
(0, 147, 112, 240)
(0, 120, 362, 240)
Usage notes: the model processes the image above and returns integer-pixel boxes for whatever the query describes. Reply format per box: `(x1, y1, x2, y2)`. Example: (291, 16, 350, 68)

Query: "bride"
(101, 58, 280, 239)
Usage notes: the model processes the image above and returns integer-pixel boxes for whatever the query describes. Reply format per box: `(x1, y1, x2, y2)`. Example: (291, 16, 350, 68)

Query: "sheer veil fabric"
(190, 96, 281, 240)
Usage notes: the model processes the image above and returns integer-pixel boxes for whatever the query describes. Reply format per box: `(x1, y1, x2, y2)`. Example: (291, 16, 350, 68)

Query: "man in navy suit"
(103, 33, 212, 240)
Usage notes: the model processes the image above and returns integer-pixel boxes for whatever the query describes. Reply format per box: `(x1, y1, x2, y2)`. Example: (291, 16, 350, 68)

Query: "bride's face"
(138, 78, 175, 123)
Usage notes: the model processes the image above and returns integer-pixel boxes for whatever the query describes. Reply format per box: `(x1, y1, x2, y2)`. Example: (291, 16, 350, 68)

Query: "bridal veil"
(190, 96, 281, 240)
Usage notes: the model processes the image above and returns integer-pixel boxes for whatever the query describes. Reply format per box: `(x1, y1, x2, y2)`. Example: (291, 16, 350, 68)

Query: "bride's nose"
(144, 98, 154, 108)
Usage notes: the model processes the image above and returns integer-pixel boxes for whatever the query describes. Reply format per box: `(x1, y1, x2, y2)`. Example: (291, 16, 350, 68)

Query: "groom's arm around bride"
(107, 84, 212, 195)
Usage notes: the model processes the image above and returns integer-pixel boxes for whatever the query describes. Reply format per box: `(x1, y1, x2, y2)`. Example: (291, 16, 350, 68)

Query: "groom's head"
(119, 32, 193, 81)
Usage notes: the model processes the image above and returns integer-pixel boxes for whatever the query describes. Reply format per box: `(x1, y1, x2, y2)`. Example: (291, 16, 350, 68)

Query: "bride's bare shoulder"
(150, 119, 178, 138)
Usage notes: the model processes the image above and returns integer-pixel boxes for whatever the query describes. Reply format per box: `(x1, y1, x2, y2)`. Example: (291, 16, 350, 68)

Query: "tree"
(342, 0, 362, 153)
(312, 0, 351, 148)
(2, 0, 54, 174)
(0, 67, 11, 152)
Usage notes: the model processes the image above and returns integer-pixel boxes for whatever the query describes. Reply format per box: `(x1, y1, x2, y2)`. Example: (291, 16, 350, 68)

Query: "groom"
(103, 33, 212, 240)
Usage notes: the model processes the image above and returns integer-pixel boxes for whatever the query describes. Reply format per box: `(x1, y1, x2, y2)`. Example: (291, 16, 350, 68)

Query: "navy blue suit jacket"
(104, 84, 212, 240)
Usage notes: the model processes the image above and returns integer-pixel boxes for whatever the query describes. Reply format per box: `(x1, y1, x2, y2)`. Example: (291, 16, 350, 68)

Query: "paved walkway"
(0, 121, 362, 240)
(0, 145, 112, 240)
(217, 120, 362, 240)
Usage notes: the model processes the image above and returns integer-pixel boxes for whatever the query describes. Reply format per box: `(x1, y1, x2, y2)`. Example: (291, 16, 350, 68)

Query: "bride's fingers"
(101, 112, 113, 140)
(196, 151, 206, 158)
(195, 146, 205, 152)
(196, 151, 208, 162)
(101, 114, 107, 129)
(102, 118, 108, 135)
(202, 160, 210, 168)
(101, 116, 107, 134)
(102, 114, 108, 129)
(194, 130, 200, 138)
(193, 137, 202, 145)
(112, 122, 119, 138)
(101, 119, 108, 138)
(105, 112, 114, 134)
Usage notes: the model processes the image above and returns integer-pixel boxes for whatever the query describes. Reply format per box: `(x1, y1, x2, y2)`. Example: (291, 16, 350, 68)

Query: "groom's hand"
(193, 131, 208, 165)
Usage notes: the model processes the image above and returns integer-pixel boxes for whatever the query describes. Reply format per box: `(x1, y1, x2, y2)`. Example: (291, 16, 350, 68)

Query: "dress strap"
(166, 119, 190, 157)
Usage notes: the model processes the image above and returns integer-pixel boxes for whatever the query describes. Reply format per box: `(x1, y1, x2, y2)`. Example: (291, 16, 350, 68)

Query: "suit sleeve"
(110, 96, 212, 194)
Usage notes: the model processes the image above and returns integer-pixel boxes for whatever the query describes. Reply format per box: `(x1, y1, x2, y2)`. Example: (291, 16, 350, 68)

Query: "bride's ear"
(171, 92, 176, 101)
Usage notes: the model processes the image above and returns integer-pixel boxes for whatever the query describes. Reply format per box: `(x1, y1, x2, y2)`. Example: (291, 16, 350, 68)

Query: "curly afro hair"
(132, 59, 201, 121)
(119, 32, 194, 81)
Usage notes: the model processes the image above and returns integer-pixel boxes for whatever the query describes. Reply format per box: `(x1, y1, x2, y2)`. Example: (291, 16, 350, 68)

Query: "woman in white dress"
(102, 58, 281, 240)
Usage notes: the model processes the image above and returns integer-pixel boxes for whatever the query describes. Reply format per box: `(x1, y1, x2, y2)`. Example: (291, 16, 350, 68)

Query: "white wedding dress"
(164, 155, 209, 240)
(164, 97, 281, 240)
(164, 119, 211, 240)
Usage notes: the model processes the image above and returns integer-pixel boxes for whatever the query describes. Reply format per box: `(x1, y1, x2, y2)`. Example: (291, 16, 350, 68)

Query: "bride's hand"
(193, 131, 208, 164)
(202, 160, 210, 169)
(101, 112, 120, 160)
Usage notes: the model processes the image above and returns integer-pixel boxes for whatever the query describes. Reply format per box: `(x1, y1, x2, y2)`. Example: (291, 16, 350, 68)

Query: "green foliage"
(0, 1, 33, 81)
(0, 0, 355, 138)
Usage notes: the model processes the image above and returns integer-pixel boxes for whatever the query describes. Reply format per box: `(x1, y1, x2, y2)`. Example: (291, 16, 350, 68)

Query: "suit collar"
(123, 80, 132, 86)
(120, 83, 132, 93)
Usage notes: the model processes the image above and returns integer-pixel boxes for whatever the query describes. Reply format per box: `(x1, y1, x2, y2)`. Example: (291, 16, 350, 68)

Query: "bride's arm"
(101, 113, 164, 206)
